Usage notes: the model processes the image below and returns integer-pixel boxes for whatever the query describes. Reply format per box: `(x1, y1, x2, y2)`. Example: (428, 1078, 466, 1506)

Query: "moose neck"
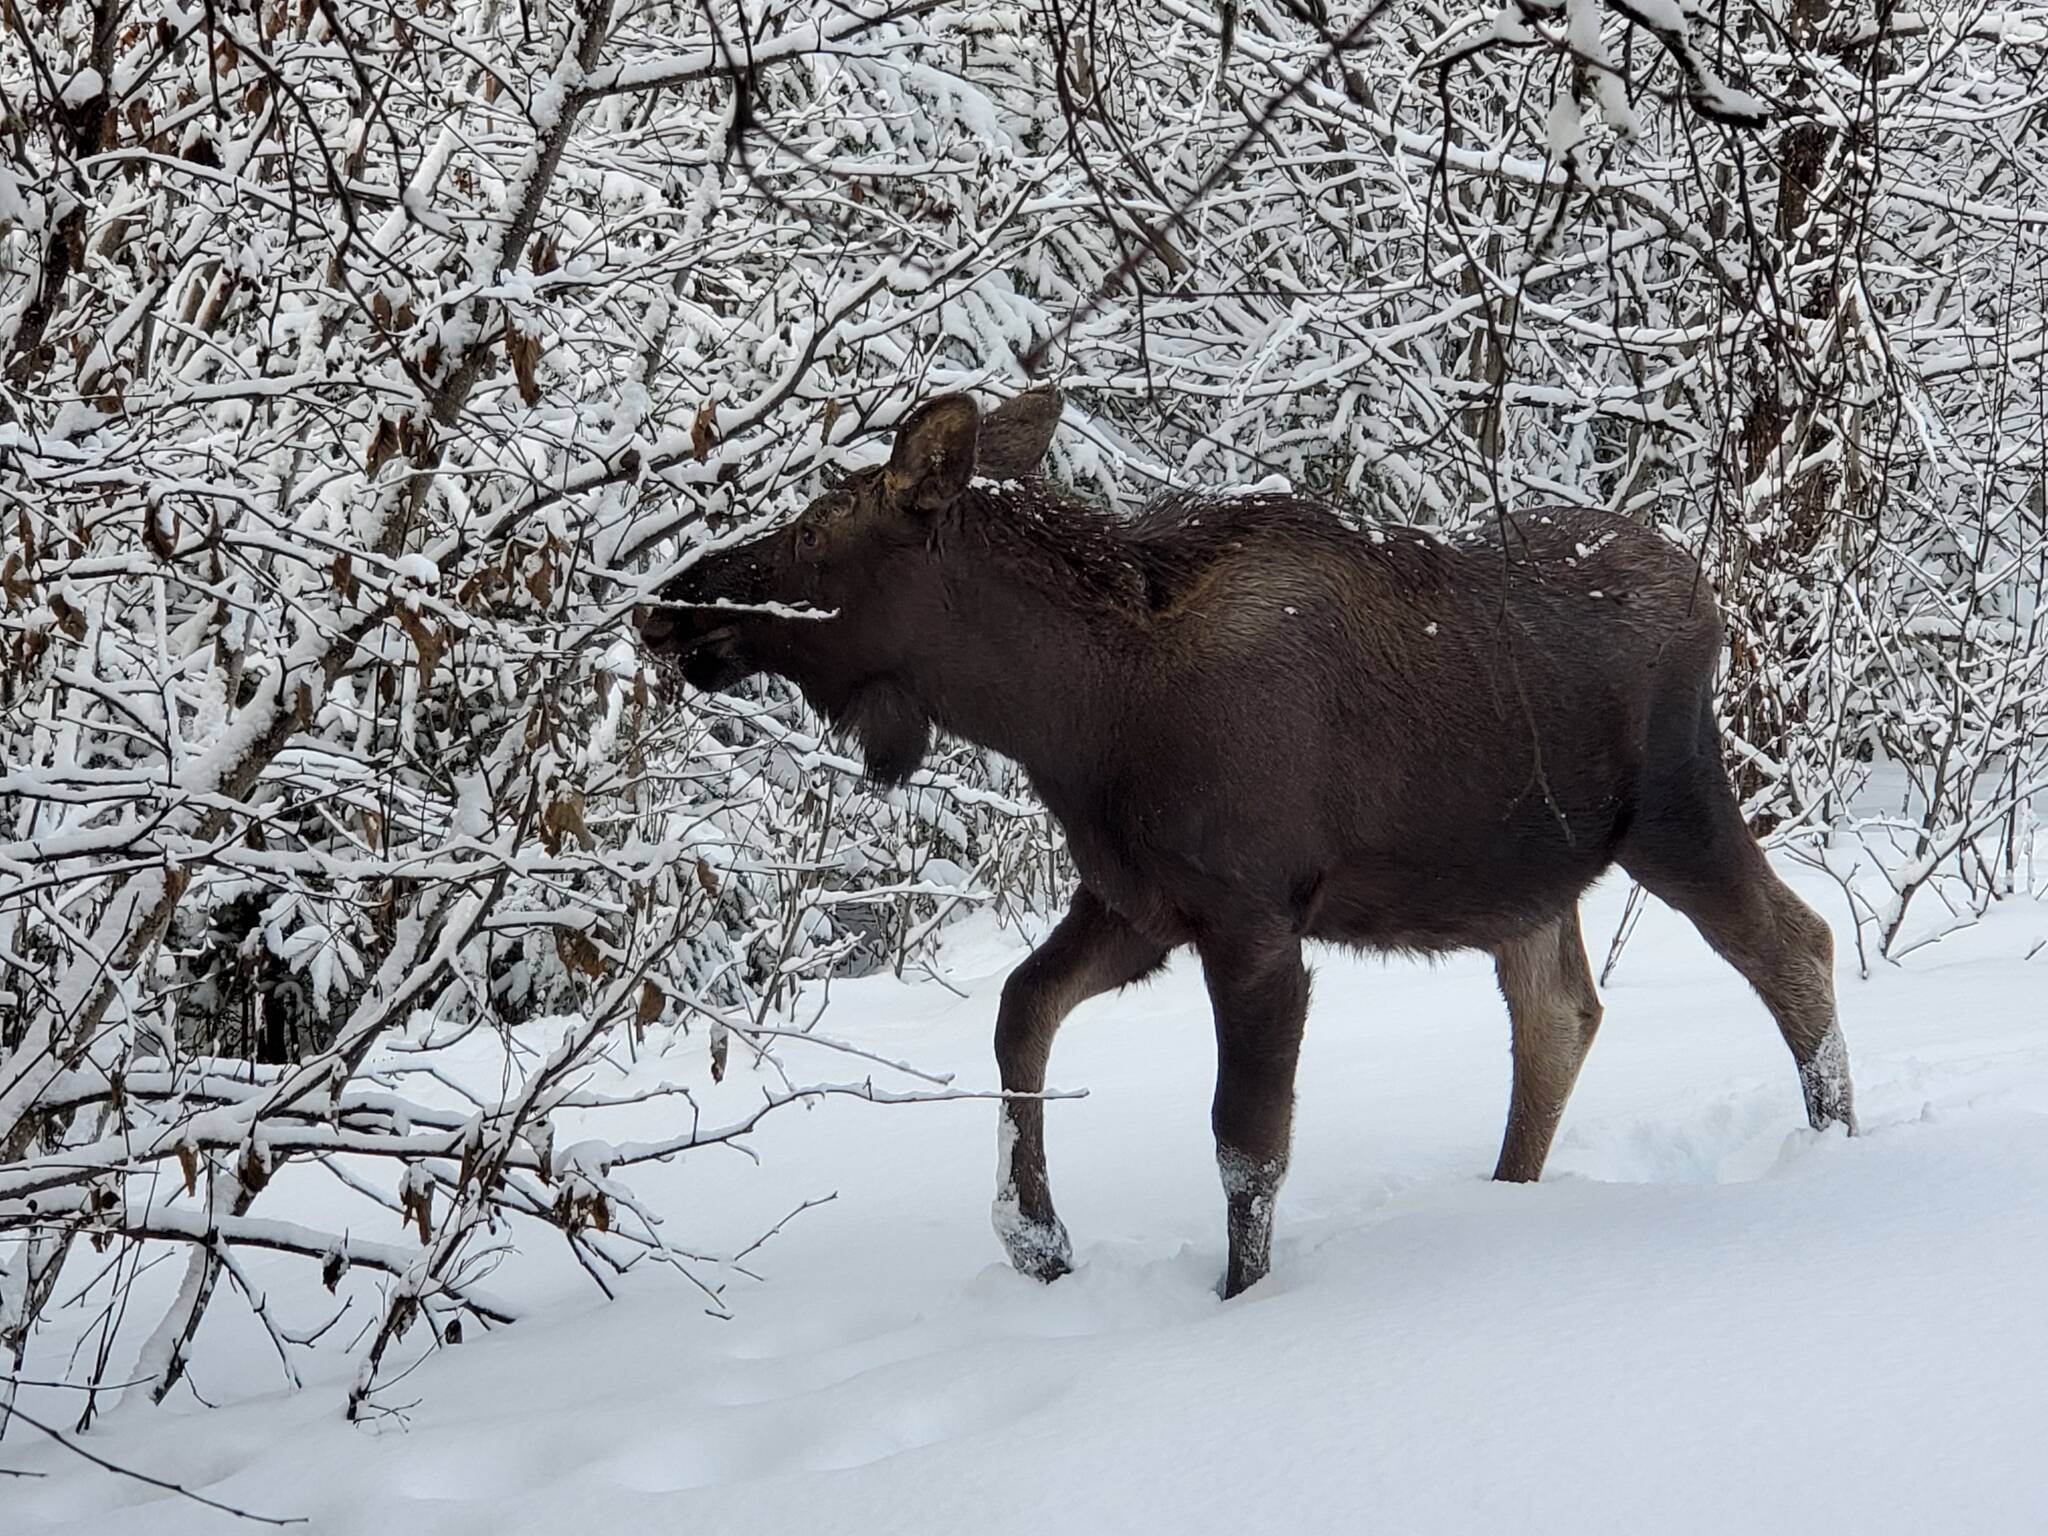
(908, 490, 1146, 781)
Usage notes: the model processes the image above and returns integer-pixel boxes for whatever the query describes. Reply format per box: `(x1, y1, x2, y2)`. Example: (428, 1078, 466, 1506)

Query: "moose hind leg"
(1697, 868, 1854, 1133)
(1622, 750, 1856, 1135)
(1492, 907, 1605, 1183)
(1199, 932, 1310, 1299)
(993, 888, 1168, 1282)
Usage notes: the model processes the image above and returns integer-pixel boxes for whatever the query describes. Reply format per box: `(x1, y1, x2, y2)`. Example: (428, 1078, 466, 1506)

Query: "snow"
(1622, 0, 1688, 27)
(0, 164, 32, 231)
(394, 553, 440, 586)
(1486, 1, 1544, 44)
(1565, 0, 1643, 139)
(1545, 92, 1582, 161)
(450, 771, 491, 837)
(12, 863, 2048, 1532)
(60, 68, 102, 107)
(1690, 66, 1771, 128)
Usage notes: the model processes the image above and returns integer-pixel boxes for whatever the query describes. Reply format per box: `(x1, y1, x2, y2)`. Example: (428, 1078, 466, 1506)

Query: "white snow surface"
(13, 866, 2048, 1533)
(393, 553, 440, 587)
(60, 68, 103, 107)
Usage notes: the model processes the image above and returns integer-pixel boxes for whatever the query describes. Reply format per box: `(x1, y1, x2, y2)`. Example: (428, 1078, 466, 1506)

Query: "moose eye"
(799, 526, 819, 549)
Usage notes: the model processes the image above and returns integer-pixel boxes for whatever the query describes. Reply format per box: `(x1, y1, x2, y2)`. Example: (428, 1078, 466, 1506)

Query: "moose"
(636, 388, 1857, 1297)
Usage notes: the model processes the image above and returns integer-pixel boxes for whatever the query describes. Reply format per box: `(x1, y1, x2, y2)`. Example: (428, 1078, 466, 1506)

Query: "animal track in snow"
(593, 1354, 1068, 1493)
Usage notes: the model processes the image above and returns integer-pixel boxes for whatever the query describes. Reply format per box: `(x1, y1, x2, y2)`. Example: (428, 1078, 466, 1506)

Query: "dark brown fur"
(637, 391, 1857, 1297)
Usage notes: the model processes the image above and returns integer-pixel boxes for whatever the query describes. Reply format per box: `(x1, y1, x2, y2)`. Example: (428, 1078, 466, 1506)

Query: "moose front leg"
(1199, 933, 1310, 1298)
(993, 888, 1168, 1281)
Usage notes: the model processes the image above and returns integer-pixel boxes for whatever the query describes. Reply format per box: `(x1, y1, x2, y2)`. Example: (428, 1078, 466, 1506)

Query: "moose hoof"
(1805, 1096, 1859, 1138)
(1218, 1262, 1266, 1301)
(993, 1202, 1072, 1282)
(1799, 1028, 1858, 1136)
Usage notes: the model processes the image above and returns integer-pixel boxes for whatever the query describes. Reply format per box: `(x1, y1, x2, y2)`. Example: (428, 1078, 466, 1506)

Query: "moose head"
(635, 389, 1063, 782)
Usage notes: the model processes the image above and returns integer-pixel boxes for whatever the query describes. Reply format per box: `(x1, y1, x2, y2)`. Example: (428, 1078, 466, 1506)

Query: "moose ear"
(976, 388, 1063, 481)
(884, 395, 980, 513)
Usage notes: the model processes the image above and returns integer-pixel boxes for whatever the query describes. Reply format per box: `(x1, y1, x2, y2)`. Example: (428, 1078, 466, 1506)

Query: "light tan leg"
(1492, 907, 1604, 1182)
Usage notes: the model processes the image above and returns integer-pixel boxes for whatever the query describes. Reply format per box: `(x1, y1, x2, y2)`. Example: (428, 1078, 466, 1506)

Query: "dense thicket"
(3, 0, 2043, 1416)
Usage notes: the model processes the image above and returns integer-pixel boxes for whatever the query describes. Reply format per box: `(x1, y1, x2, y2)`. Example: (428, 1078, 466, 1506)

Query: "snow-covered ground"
(13, 864, 2048, 1534)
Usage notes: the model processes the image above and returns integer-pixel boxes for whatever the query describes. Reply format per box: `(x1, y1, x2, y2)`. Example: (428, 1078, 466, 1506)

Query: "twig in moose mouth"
(642, 597, 838, 622)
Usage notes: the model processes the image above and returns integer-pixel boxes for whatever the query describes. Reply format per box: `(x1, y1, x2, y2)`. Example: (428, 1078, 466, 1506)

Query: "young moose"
(637, 390, 1857, 1297)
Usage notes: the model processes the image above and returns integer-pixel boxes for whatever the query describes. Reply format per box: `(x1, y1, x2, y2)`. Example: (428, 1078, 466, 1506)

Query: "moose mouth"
(675, 624, 752, 693)
(637, 601, 757, 693)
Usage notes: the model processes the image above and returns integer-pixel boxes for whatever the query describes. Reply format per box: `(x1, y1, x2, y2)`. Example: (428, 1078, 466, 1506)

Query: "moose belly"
(1036, 684, 1636, 954)
(1045, 785, 1620, 959)
(1305, 838, 1616, 953)
(1302, 765, 1632, 950)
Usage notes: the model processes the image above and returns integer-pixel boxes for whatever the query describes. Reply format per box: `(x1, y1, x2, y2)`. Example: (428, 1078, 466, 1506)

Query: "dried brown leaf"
(395, 607, 444, 684)
(50, 594, 87, 641)
(364, 417, 401, 476)
(239, 1143, 271, 1194)
(540, 793, 591, 854)
(142, 501, 177, 561)
(505, 325, 542, 406)
(554, 928, 606, 980)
